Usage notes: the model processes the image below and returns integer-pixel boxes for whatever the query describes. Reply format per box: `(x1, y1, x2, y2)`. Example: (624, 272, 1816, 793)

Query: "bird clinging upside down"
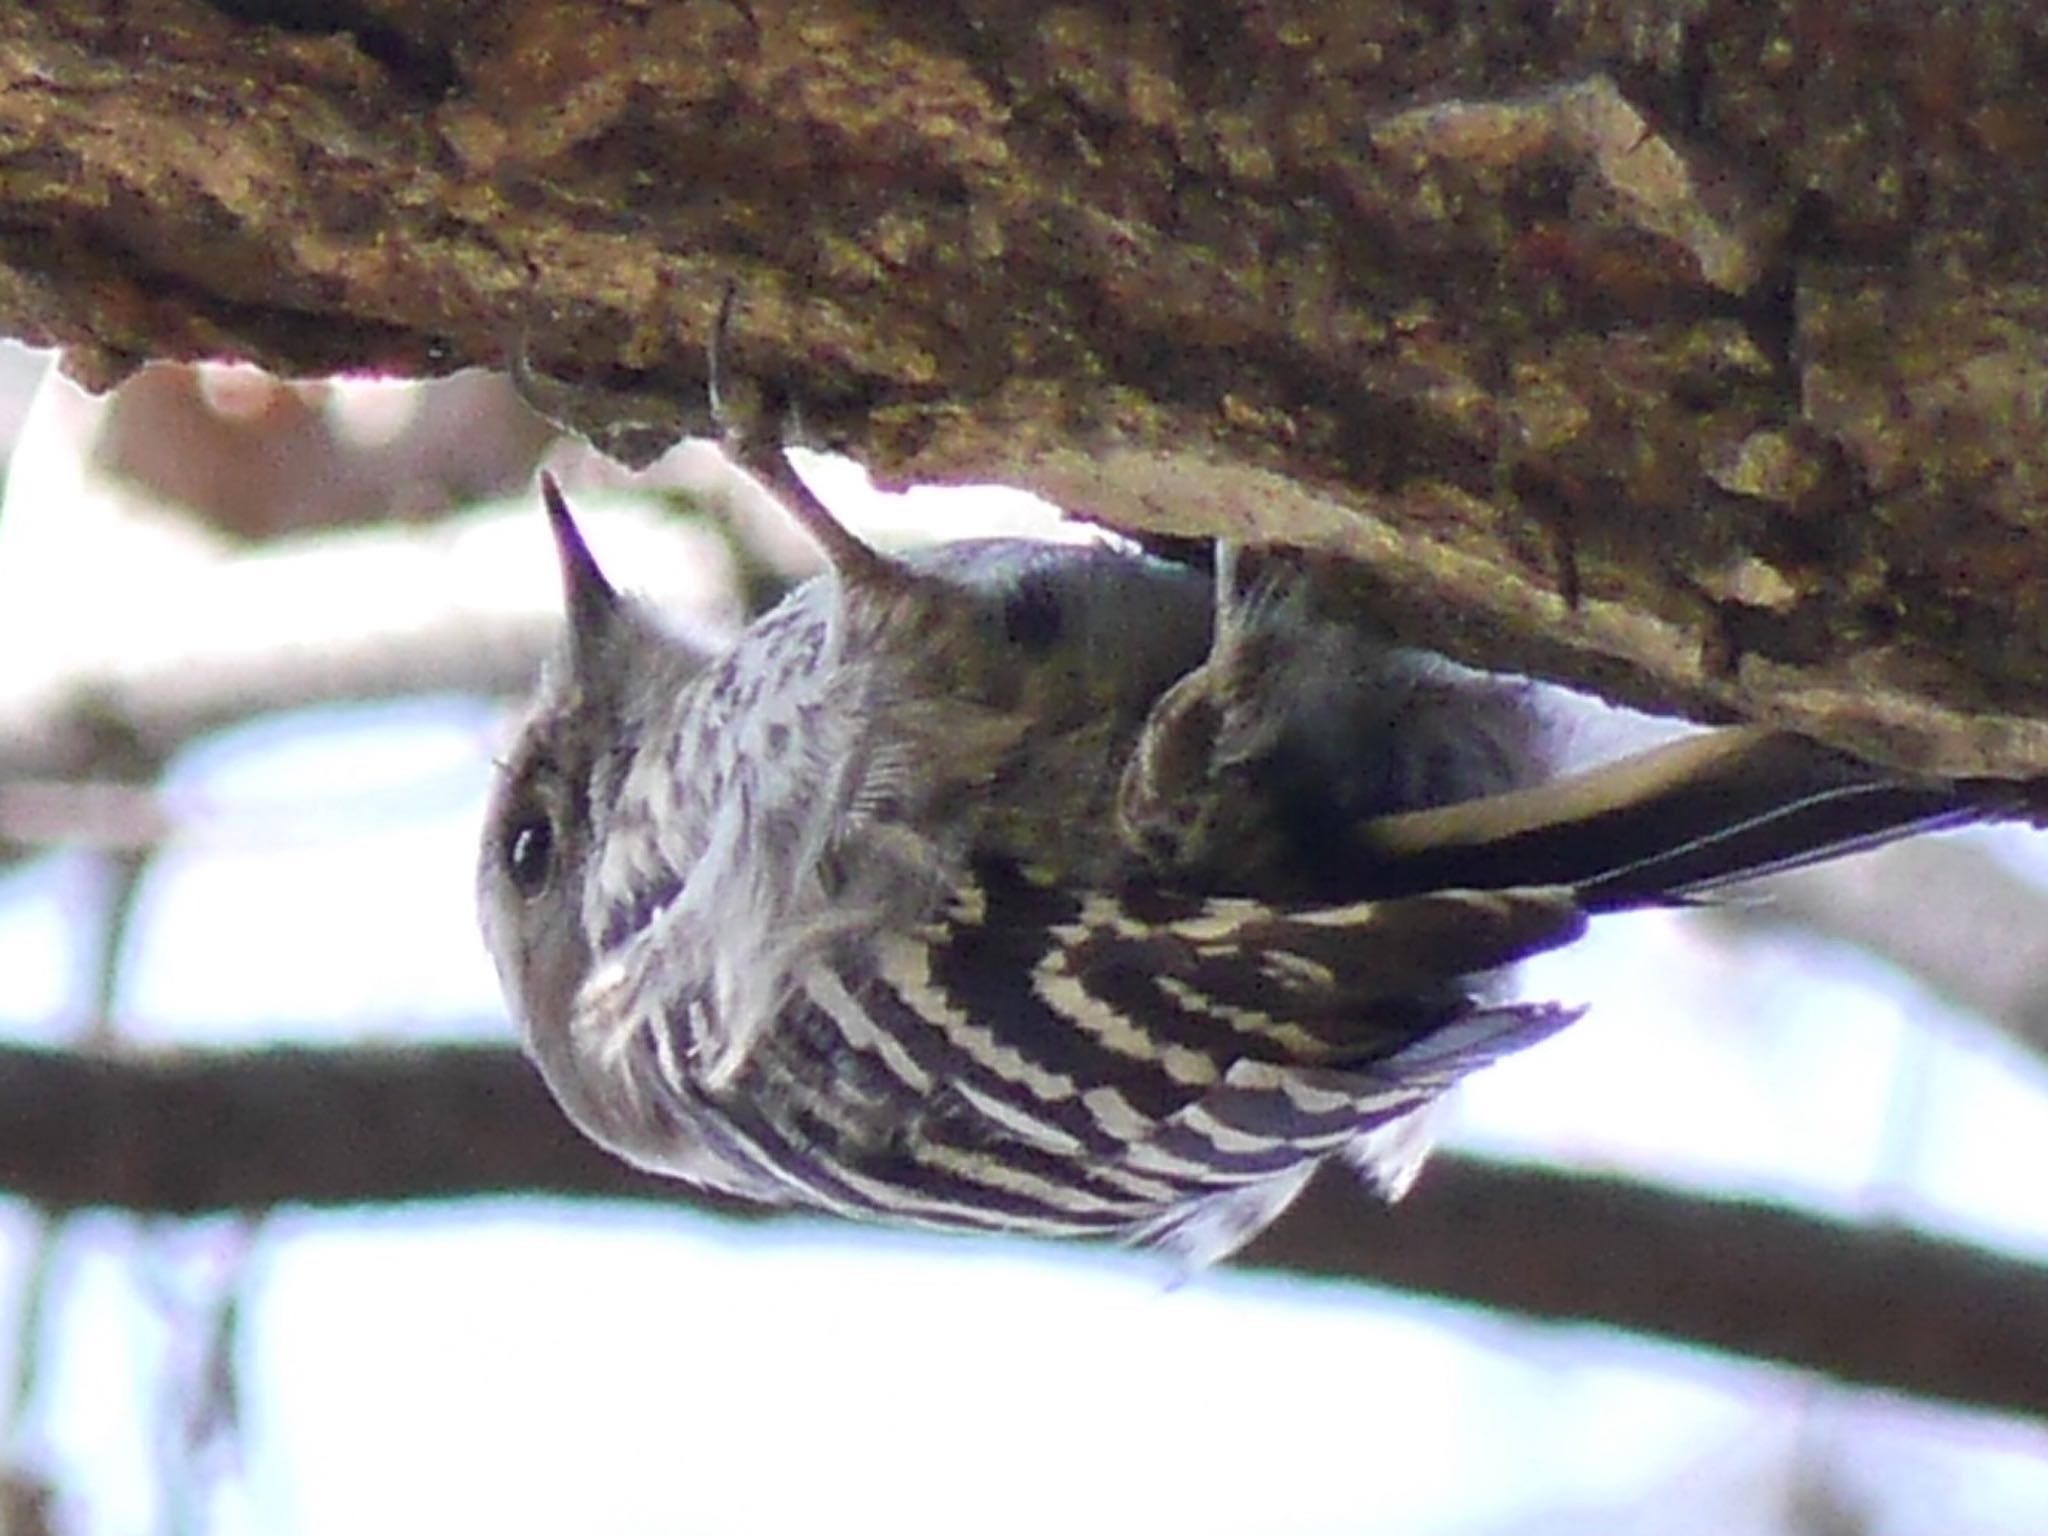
(479, 303, 2005, 1264)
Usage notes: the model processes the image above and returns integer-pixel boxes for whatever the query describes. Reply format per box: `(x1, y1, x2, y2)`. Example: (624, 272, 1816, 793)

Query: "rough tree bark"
(4, 1, 2048, 775)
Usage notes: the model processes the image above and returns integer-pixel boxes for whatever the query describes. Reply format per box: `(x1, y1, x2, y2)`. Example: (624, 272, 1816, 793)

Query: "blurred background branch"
(1709, 842, 2048, 1066)
(0, 1039, 2035, 1421)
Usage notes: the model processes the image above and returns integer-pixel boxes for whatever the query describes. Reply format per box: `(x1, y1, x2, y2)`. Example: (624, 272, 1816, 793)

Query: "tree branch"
(1716, 841, 2048, 1064)
(4, 5, 2048, 774)
(1244, 1164, 2048, 1425)
(1, 1038, 2039, 1421)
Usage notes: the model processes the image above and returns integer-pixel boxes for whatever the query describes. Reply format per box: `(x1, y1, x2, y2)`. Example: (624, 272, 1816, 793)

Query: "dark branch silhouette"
(0, 1038, 2038, 1421)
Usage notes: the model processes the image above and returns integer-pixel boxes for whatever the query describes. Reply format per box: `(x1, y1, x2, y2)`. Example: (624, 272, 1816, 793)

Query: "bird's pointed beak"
(540, 472, 621, 676)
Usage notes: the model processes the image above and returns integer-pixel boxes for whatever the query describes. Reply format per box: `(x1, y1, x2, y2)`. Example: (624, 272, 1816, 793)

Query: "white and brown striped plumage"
(478, 468, 1991, 1264)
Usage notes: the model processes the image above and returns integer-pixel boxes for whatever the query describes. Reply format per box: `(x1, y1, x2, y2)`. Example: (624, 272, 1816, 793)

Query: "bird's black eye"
(504, 810, 556, 897)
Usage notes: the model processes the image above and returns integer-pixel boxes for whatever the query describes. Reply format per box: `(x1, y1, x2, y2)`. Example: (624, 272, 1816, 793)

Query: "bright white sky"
(0, 430, 2044, 1534)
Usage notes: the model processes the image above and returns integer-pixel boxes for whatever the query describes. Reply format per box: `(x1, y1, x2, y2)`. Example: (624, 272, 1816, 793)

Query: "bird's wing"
(830, 863, 1587, 1232)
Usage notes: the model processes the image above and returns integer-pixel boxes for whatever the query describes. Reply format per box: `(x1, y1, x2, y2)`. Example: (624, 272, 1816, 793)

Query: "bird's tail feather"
(1349, 728, 2009, 909)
